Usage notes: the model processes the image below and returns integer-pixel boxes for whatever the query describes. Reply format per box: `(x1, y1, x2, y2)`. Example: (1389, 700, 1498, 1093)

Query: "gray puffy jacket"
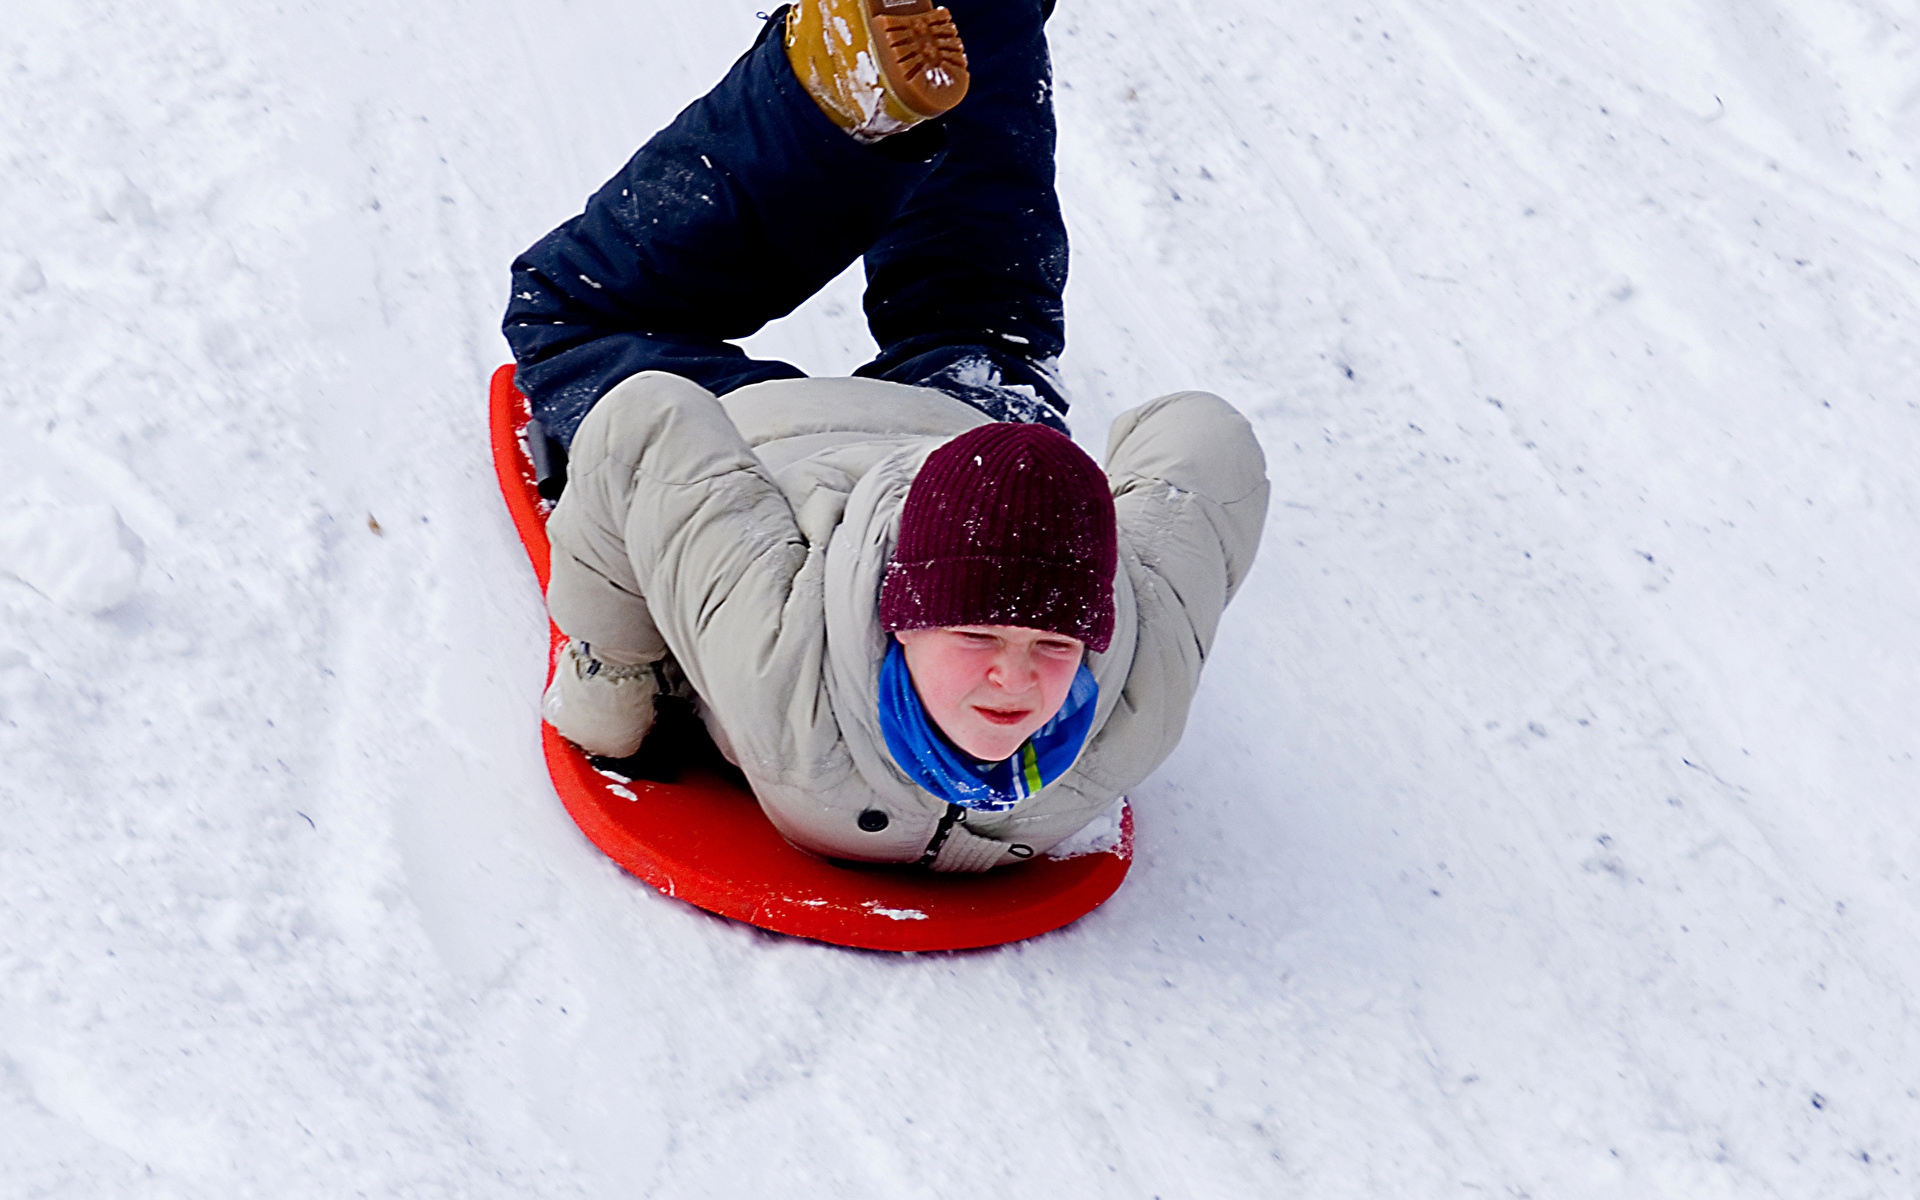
(545, 370, 1268, 870)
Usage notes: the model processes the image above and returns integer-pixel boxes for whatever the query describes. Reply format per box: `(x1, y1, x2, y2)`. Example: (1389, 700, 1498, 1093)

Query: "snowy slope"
(4, 0, 1918, 1195)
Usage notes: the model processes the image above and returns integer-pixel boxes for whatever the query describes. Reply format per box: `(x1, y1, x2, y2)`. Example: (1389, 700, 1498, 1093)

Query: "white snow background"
(3, 0, 1918, 1194)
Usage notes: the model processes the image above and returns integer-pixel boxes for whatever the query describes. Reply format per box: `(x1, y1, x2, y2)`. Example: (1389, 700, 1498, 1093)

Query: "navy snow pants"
(504, 0, 1068, 450)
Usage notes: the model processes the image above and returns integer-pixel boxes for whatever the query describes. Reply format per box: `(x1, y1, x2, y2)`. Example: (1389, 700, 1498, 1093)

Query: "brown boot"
(785, 0, 969, 142)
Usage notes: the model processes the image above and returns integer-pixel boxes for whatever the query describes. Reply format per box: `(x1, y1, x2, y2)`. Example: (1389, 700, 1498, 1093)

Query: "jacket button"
(857, 809, 890, 832)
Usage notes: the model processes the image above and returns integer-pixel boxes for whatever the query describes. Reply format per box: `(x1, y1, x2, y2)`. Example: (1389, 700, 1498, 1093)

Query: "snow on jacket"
(544, 369, 1268, 870)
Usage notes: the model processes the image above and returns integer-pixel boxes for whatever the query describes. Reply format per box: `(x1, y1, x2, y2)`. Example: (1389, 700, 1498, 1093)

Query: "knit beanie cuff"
(880, 555, 1115, 653)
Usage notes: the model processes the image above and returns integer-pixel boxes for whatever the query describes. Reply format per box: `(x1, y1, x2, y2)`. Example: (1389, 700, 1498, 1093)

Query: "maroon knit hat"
(880, 423, 1118, 653)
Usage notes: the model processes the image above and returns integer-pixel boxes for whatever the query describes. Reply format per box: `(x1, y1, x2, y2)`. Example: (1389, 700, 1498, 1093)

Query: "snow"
(860, 903, 930, 923)
(1046, 795, 1128, 859)
(4, 0, 1918, 1195)
(0, 486, 144, 615)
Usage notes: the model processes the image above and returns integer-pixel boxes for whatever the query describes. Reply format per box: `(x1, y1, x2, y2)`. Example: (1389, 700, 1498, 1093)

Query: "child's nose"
(989, 649, 1037, 689)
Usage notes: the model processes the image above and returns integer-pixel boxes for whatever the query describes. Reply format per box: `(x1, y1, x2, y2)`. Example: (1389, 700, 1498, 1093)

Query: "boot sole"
(864, 0, 969, 120)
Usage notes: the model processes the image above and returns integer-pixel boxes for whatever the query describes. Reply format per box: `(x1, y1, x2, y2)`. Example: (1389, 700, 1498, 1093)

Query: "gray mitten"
(542, 639, 659, 758)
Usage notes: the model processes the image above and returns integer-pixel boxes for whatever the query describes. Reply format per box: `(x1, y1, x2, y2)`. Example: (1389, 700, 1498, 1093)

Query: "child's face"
(895, 624, 1086, 762)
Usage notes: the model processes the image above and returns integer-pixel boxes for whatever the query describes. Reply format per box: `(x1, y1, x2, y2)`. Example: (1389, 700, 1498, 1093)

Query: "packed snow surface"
(4, 0, 1918, 1195)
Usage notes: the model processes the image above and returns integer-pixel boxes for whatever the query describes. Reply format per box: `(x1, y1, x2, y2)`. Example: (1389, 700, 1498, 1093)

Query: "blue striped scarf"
(877, 639, 1098, 812)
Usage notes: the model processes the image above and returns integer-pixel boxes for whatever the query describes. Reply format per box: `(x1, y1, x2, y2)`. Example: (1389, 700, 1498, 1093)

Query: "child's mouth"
(973, 706, 1030, 726)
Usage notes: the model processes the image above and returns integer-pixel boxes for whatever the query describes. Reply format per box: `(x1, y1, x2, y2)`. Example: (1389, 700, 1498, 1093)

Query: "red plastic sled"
(490, 365, 1131, 950)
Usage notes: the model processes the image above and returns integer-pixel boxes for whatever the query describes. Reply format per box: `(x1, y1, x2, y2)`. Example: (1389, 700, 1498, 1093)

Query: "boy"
(506, 0, 1267, 870)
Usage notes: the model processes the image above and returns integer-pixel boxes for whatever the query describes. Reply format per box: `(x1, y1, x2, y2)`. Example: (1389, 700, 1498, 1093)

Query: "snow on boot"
(542, 639, 659, 759)
(784, 0, 969, 142)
